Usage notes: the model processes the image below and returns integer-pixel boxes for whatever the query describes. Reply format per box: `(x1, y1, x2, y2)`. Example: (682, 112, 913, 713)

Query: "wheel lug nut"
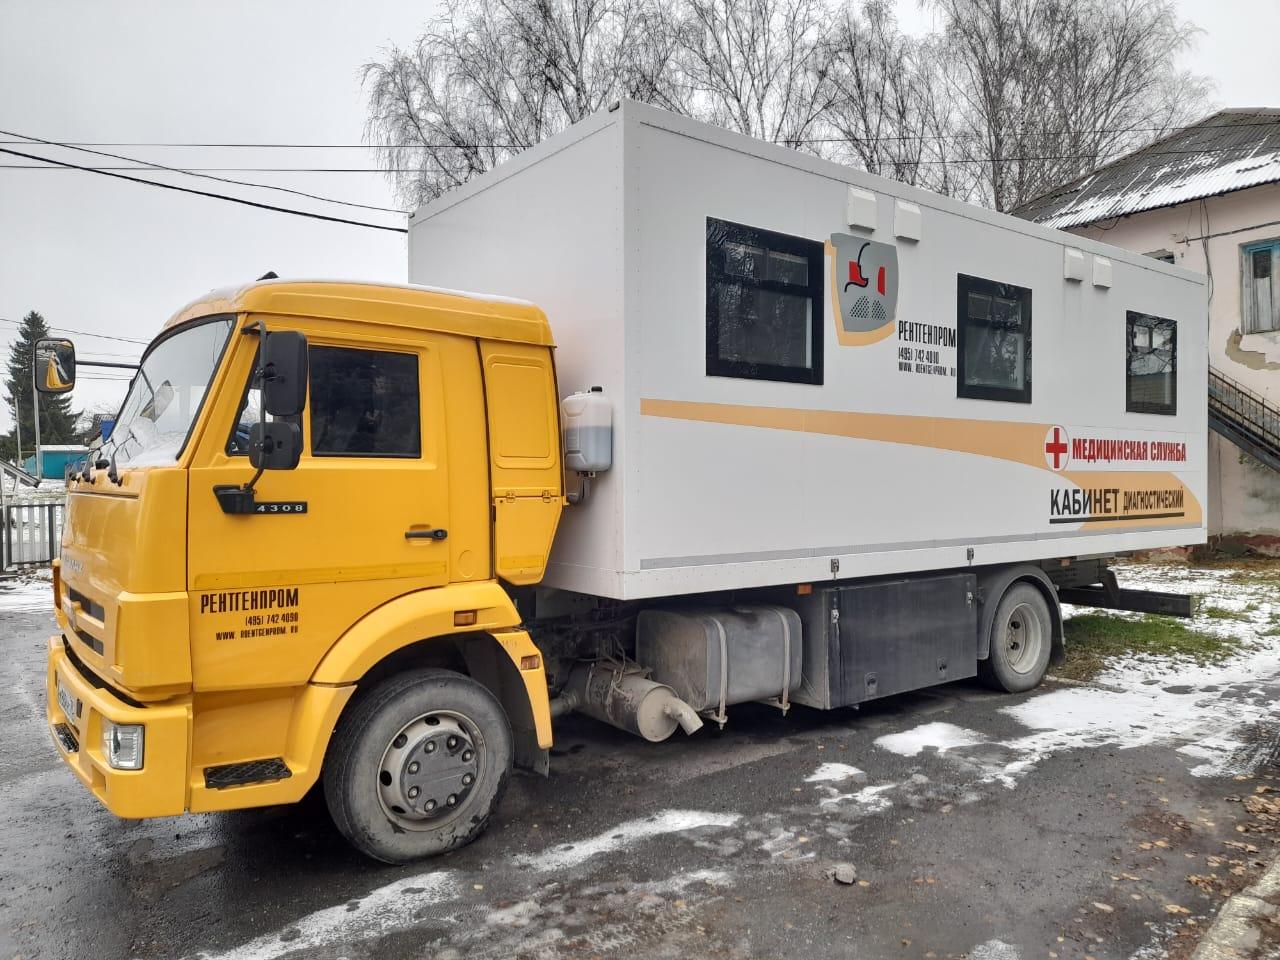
(462, 774, 474, 786)
(408, 762, 420, 774)
(447, 736, 458, 750)
(447, 794, 458, 806)
(462, 749, 474, 762)
(425, 799, 437, 811)
(425, 741, 437, 753)
(408, 786, 420, 799)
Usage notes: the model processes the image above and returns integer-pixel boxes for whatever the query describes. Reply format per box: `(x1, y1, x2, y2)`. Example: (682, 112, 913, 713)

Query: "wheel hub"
(1004, 602, 1043, 673)
(378, 714, 480, 826)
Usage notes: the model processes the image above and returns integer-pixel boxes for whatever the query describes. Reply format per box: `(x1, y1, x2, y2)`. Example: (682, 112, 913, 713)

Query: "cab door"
(187, 320, 454, 690)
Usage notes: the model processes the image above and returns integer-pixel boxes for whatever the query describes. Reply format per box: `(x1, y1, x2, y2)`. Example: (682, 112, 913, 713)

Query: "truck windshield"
(107, 316, 236, 468)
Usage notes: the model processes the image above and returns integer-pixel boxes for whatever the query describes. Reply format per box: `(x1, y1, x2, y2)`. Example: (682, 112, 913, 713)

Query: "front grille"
(204, 758, 292, 789)
(73, 627, 103, 655)
(67, 587, 106, 623)
(54, 723, 79, 753)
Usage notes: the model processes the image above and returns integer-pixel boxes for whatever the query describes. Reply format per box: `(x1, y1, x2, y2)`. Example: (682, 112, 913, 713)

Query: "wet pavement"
(3, 568, 1280, 960)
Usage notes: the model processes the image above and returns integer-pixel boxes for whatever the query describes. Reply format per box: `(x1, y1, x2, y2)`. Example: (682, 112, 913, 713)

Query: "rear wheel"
(979, 583, 1052, 693)
(324, 668, 512, 863)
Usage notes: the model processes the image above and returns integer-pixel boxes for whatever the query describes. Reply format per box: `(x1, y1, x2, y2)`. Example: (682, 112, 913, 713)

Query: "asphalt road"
(3, 597, 1279, 960)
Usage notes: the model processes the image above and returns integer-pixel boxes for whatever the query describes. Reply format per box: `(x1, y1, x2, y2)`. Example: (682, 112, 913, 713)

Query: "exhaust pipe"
(553, 662, 704, 742)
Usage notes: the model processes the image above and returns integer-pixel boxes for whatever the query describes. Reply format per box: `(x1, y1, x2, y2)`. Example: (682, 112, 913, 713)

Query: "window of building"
(309, 346, 421, 457)
(1243, 239, 1280, 334)
(956, 274, 1032, 403)
(1126, 311, 1177, 415)
(1145, 249, 1176, 264)
(706, 217, 824, 384)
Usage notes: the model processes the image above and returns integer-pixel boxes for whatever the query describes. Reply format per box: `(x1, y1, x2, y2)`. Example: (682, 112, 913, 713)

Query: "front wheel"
(324, 668, 513, 863)
(978, 583, 1052, 693)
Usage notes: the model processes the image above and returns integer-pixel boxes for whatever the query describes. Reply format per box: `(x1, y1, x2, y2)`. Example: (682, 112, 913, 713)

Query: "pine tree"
(4, 311, 81, 461)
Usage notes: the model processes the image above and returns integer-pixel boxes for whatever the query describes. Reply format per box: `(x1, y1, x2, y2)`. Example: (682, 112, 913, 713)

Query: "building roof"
(1016, 109, 1280, 229)
(162, 279, 553, 347)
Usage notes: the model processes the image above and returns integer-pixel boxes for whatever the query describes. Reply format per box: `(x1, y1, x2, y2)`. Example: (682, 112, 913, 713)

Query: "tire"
(324, 668, 512, 864)
(978, 582, 1053, 693)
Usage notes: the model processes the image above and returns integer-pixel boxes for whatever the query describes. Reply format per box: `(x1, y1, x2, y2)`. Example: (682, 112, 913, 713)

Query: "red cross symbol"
(1044, 426, 1070, 471)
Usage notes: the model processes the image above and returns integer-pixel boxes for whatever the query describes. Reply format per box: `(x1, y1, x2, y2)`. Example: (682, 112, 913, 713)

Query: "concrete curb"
(1191, 854, 1280, 959)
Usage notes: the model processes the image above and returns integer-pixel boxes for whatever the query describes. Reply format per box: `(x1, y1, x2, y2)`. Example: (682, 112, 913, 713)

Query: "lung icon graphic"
(831, 233, 898, 335)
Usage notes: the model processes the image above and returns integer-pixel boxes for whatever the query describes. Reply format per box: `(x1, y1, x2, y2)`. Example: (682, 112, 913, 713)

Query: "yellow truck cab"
(46, 280, 563, 862)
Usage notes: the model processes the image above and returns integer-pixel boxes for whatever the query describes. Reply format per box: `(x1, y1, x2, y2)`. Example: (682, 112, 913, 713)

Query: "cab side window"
(225, 350, 263, 456)
(309, 345, 421, 457)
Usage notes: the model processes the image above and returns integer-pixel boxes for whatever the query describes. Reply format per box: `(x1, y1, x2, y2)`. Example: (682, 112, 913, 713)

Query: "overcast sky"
(1, 0, 1277, 434)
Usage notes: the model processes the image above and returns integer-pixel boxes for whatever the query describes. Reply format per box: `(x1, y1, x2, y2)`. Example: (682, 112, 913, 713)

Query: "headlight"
(102, 721, 144, 770)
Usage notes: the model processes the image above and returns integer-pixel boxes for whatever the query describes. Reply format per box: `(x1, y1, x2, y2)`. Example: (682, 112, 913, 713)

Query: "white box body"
(409, 101, 1208, 601)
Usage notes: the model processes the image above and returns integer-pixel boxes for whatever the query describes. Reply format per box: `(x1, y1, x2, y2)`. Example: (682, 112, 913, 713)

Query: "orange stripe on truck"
(639, 398, 1202, 528)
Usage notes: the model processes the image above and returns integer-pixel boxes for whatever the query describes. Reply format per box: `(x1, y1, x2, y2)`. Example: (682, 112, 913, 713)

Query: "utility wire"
(0, 317, 149, 345)
(0, 128, 406, 215)
(1, 140, 1269, 168)
(0, 147, 409, 234)
(0, 119, 1274, 149)
(1, 139, 1274, 170)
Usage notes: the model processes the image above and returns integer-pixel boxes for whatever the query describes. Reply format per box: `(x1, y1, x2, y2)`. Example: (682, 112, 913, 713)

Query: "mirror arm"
(214, 317, 271, 514)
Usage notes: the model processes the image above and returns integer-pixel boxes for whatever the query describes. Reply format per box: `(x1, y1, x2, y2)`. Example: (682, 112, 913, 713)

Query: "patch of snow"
(514, 809, 741, 872)
(0, 576, 54, 613)
(818, 783, 896, 815)
(874, 722, 987, 757)
(192, 870, 459, 960)
(804, 762, 865, 783)
(970, 939, 1021, 960)
(637, 868, 732, 894)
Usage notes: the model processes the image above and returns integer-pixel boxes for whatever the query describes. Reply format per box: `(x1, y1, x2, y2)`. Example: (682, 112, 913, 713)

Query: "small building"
(24, 444, 89, 479)
(1016, 109, 1280, 549)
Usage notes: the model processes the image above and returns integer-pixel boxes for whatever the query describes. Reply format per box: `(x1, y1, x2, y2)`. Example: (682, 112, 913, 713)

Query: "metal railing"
(2, 501, 64, 568)
(1208, 367, 1280, 469)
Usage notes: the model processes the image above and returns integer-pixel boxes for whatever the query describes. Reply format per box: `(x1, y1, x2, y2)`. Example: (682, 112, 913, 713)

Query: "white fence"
(3, 501, 65, 568)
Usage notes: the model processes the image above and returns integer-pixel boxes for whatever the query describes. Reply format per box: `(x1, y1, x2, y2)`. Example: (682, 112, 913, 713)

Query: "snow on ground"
(839, 560, 1280, 817)
(0, 573, 53, 613)
(874, 722, 987, 758)
(804, 762, 866, 783)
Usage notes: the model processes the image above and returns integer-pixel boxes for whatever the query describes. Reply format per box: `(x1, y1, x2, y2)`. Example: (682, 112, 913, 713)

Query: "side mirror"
(249, 421, 302, 471)
(261, 331, 308, 416)
(34, 338, 76, 394)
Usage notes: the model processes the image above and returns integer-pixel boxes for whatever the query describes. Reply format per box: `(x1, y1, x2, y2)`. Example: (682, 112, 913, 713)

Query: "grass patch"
(1202, 605, 1248, 621)
(1057, 613, 1243, 682)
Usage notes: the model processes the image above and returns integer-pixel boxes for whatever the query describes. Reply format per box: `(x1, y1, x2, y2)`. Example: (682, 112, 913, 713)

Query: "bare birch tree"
(363, 0, 683, 206)
(669, 0, 837, 146)
(927, 0, 1211, 211)
(823, 1, 971, 195)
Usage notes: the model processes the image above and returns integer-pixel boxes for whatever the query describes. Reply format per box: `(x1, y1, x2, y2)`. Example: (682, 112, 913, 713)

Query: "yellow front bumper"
(46, 637, 191, 819)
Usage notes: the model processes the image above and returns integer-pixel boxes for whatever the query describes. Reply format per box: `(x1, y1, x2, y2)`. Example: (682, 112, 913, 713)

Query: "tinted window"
(956, 274, 1032, 403)
(1127, 311, 1177, 415)
(706, 217, 823, 384)
(309, 346, 421, 457)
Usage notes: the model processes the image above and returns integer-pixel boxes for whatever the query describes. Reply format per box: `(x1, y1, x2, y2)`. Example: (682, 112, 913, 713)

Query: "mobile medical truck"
(44, 101, 1206, 863)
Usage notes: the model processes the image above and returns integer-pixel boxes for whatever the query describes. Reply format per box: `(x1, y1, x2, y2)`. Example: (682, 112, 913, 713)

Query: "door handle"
(405, 527, 448, 541)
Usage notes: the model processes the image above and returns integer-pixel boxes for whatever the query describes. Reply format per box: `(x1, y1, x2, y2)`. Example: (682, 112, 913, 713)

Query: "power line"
(3, 140, 1265, 168)
(0, 317, 149, 345)
(0, 119, 1274, 150)
(0, 165, 406, 173)
(0, 147, 409, 233)
(0, 128, 406, 215)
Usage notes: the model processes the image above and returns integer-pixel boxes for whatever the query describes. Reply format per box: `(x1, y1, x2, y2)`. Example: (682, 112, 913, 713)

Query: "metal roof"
(1015, 110, 1280, 229)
